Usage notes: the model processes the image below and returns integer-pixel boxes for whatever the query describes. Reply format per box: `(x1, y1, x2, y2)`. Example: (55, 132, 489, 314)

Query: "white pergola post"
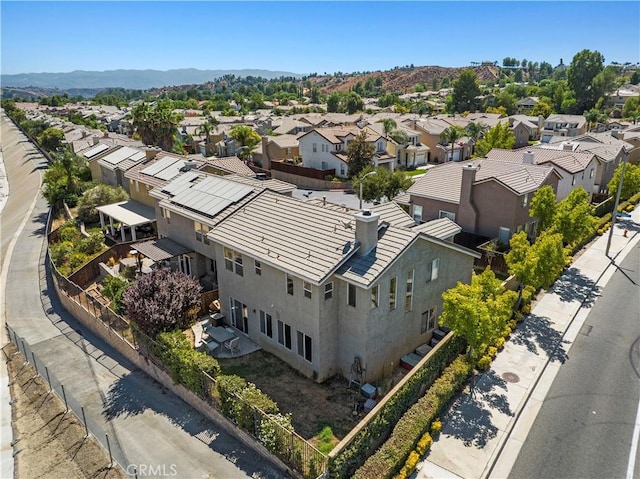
(120, 224, 126, 242)
(99, 211, 106, 231)
(109, 217, 115, 236)
(132, 226, 137, 242)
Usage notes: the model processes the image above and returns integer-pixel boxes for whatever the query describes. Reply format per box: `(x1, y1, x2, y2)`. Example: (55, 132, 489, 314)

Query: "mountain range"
(1, 68, 303, 90)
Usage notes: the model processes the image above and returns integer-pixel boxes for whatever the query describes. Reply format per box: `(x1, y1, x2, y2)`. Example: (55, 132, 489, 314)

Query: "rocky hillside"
(311, 65, 500, 94)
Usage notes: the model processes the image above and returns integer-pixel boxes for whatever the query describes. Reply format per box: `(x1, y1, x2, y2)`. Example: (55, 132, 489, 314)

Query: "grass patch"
(403, 169, 426, 177)
(314, 425, 337, 454)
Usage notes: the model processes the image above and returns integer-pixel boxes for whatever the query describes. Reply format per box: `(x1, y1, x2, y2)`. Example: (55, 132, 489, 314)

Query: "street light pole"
(605, 155, 628, 258)
(359, 170, 377, 210)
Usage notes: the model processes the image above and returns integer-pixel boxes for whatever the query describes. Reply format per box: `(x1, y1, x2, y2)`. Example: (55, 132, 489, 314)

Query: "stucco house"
(486, 146, 600, 200)
(364, 122, 430, 169)
(298, 127, 394, 178)
(516, 97, 540, 114)
(403, 117, 472, 163)
(401, 158, 561, 244)
(209, 192, 479, 382)
(540, 114, 588, 143)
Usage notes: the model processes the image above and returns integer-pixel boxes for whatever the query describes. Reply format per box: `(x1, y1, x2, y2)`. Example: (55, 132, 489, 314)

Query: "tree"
(473, 122, 515, 158)
(492, 91, 517, 116)
(439, 268, 517, 359)
(38, 127, 65, 152)
(131, 100, 183, 152)
(465, 122, 487, 154)
(122, 269, 202, 337)
(353, 167, 412, 203)
(607, 162, 640, 200)
(450, 69, 481, 113)
(631, 71, 640, 85)
(622, 97, 640, 120)
(584, 108, 607, 130)
(229, 124, 261, 160)
(326, 92, 341, 113)
(529, 185, 557, 234)
(506, 230, 565, 290)
(195, 115, 219, 145)
(42, 149, 90, 207)
(381, 119, 397, 138)
(345, 92, 364, 114)
(531, 101, 553, 118)
(77, 184, 129, 223)
(553, 187, 598, 246)
(101, 275, 130, 314)
(439, 126, 465, 162)
(567, 49, 605, 113)
(347, 130, 375, 178)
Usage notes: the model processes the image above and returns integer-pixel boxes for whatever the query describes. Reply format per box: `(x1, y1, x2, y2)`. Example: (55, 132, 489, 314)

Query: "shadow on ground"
(550, 267, 600, 307)
(103, 373, 285, 478)
(510, 314, 569, 363)
(444, 370, 513, 448)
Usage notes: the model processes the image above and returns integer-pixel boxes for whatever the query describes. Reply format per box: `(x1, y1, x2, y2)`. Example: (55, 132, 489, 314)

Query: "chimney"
(522, 151, 535, 164)
(323, 196, 327, 206)
(103, 131, 109, 138)
(144, 146, 158, 160)
(92, 135, 99, 145)
(562, 142, 574, 151)
(183, 159, 197, 170)
(261, 135, 271, 170)
(457, 163, 479, 233)
(354, 210, 380, 256)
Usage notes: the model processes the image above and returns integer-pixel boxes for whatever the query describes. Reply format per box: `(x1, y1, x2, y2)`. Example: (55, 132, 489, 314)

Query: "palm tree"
(229, 125, 261, 160)
(465, 122, 487, 156)
(440, 126, 465, 162)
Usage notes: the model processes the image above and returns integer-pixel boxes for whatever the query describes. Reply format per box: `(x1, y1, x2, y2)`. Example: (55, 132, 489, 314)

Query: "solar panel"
(141, 156, 178, 177)
(101, 146, 140, 165)
(155, 160, 186, 181)
(83, 143, 108, 158)
(162, 171, 199, 195)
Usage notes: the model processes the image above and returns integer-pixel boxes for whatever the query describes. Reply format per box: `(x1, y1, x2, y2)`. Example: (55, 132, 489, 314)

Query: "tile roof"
(211, 190, 359, 283)
(408, 159, 556, 202)
(203, 156, 254, 176)
(125, 153, 199, 188)
(132, 237, 192, 262)
(370, 202, 416, 228)
(413, 217, 461, 239)
(223, 174, 296, 194)
(486, 147, 596, 174)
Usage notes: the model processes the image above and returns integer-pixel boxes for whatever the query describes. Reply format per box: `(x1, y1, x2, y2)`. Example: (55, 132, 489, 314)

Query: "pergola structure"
(96, 200, 156, 242)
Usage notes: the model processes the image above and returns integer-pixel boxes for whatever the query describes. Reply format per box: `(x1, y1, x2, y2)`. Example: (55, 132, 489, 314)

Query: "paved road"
(0, 112, 287, 479)
(510, 242, 640, 479)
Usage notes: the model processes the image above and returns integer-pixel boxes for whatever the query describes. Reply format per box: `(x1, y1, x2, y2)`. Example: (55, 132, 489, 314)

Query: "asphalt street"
(510, 241, 640, 479)
(0, 111, 287, 479)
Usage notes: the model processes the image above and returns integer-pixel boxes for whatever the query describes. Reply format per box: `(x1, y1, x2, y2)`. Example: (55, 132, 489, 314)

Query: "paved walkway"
(416, 206, 640, 479)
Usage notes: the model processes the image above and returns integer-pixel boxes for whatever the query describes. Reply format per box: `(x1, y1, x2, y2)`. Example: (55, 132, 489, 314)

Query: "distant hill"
(1, 68, 303, 90)
(311, 65, 501, 94)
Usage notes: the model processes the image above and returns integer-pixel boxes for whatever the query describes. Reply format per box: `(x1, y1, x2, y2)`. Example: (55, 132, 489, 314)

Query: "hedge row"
(353, 355, 473, 479)
(327, 335, 465, 479)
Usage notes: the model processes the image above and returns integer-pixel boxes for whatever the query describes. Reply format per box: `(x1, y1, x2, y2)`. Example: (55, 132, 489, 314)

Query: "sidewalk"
(416, 206, 640, 479)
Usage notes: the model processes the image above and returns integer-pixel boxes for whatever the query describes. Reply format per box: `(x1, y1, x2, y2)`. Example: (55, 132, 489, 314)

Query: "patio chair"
(224, 337, 240, 356)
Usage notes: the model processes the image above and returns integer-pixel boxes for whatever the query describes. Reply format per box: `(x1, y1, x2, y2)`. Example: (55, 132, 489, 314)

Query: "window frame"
(224, 247, 233, 271)
(324, 282, 333, 300)
(371, 284, 379, 309)
(389, 276, 397, 311)
(347, 283, 356, 307)
(426, 258, 440, 283)
(405, 269, 414, 312)
(254, 259, 262, 275)
(286, 274, 294, 296)
(303, 281, 312, 299)
(297, 330, 313, 362)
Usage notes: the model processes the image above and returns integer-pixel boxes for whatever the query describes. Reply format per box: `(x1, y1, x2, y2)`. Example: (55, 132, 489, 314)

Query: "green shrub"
(430, 419, 442, 436)
(216, 374, 247, 417)
(58, 222, 81, 242)
(521, 303, 531, 315)
(477, 355, 492, 371)
(50, 240, 75, 266)
(101, 275, 129, 313)
(487, 346, 498, 359)
(233, 384, 279, 433)
(416, 432, 432, 455)
(78, 232, 104, 255)
(494, 337, 505, 350)
(258, 412, 294, 454)
(353, 355, 472, 479)
(314, 425, 336, 455)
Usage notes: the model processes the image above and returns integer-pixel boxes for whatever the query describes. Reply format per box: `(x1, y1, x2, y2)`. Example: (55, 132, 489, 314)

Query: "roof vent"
(362, 210, 372, 216)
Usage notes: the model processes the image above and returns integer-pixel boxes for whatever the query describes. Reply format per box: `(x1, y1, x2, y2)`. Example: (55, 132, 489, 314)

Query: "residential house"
(209, 191, 479, 381)
(486, 146, 599, 200)
(516, 97, 540, 114)
(404, 117, 472, 163)
(297, 127, 394, 178)
(82, 144, 146, 191)
(200, 156, 256, 177)
(364, 121, 430, 169)
(507, 115, 543, 148)
(540, 114, 588, 143)
(608, 84, 639, 110)
(545, 133, 632, 193)
(401, 159, 560, 243)
(256, 134, 301, 170)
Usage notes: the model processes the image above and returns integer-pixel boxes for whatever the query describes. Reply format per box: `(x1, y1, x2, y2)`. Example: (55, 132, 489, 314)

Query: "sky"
(1, 1, 639, 76)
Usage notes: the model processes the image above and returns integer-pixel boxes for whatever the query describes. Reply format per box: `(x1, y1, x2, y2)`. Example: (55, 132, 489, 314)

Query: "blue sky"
(2, 1, 639, 75)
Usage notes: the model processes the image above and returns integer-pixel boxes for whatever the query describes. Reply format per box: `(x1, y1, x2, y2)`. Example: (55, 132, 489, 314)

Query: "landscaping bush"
(233, 384, 279, 433)
(430, 420, 442, 436)
(101, 275, 130, 314)
(353, 355, 473, 479)
(217, 375, 247, 417)
(328, 336, 465, 479)
(78, 232, 105, 255)
(258, 412, 294, 455)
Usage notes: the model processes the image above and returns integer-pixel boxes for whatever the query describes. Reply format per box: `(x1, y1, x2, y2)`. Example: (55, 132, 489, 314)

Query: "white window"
(277, 320, 292, 350)
(522, 193, 529, 207)
(590, 168, 594, 178)
(426, 258, 439, 283)
(234, 251, 243, 276)
(340, 164, 346, 176)
(254, 260, 262, 275)
(405, 269, 414, 312)
(572, 175, 576, 186)
(439, 210, 456, 221)
(134, 179, 139, 192)
(389, 276, 397, 311)
(224, 247, 233, 271)
(303, 281, 312, 299)
(421, 306, 438, 333)
(371, 285, 379, 309)
(321, 161, 328, 170)
(179, 254, 191, 276)
(286, 274, 294, 295)
(259, 311, 273, 339)
(324, 282, 333, 300)
(297, 330, 312, 362)
(413, 205, 423, 223)
(335, 144, 341, 151)
(161, 208, 171, 223)
(348, 283, 356, 307)
(312, 143, 317, 153)
(498, 227, 511, 245)
(194, 221, 210, 244)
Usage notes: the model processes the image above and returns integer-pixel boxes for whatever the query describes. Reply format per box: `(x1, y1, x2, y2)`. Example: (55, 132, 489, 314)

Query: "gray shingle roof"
(132, 237, 192, 262)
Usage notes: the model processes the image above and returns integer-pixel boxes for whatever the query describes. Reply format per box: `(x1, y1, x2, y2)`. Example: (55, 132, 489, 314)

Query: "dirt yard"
(218, 351, 366, 442)
(4, 342, 123, 479)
